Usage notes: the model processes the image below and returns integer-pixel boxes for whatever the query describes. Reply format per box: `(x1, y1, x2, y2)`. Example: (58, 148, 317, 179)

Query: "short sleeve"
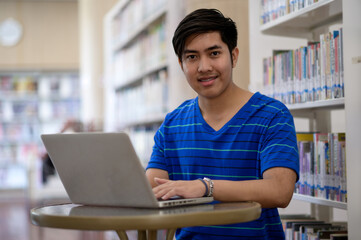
(146, 123, 168, 171)
(260, 107, 299, 181)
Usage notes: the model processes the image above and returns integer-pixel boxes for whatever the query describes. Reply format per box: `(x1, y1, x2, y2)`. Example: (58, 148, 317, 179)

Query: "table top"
(31, 202, 261, 231)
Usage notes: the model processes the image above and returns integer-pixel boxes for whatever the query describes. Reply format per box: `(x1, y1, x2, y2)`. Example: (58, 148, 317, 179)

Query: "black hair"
(172, 8, 238, 61)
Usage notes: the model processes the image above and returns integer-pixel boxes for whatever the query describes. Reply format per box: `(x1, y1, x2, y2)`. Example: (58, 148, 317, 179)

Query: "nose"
(198, 57, 213, 72)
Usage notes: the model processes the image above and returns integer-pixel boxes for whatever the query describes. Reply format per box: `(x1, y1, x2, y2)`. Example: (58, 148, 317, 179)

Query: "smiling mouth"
(198, 76, 217, 82)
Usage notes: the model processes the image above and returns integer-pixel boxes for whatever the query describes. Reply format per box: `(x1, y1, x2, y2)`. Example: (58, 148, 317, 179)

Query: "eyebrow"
(183, 45, 223, 55)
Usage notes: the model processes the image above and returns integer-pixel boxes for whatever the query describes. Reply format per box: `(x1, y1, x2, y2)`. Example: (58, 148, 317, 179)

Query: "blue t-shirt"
(147, 92, 299, 240)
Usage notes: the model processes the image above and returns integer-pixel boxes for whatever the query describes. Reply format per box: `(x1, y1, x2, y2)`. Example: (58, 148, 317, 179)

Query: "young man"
(146, 9, 299, 239)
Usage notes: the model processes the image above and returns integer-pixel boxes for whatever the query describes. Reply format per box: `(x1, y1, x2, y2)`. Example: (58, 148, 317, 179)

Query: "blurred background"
(0, 1, 250, 239)
(1, 0, 356, 239)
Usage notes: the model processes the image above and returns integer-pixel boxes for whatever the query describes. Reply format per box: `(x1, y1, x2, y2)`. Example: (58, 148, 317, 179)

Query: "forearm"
(146, 167, 297, 208)
(213, 167, 297, 208)
(146, 168, 169, 188)
(212, 179, 293, 208)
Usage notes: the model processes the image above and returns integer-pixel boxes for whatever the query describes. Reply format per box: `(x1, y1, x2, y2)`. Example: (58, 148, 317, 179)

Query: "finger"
(153, 182, 170, 196)
(153, 183, 174, 197)
(158, 188, 177, 200)
(154, 177, 169, 185)
(153, 183, 178, 200)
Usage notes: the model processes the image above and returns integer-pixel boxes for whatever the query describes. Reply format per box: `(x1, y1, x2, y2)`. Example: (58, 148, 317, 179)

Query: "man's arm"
(146, 168, 209, 199)
(213, 167, 297, 208)
(149, 167, 297, 208)
(146, 168, 169, 188)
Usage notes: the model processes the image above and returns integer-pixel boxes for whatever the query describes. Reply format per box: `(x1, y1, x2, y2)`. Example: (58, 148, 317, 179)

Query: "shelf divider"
(293, 193, 347, 210)
(286, 98, 345, 111)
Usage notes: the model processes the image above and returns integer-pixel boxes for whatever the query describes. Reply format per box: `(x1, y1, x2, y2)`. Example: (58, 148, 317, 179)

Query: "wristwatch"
(203, 177, 214, 197)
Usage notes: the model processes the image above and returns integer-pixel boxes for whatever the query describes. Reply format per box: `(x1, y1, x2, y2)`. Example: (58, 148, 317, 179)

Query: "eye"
(185, 54, 197, 61)
(210, 51, 220, 57)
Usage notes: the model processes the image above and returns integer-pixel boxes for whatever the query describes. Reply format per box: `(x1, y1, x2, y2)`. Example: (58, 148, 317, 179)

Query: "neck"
(197, 85, 253, 131)
(198, 82, 242, 114)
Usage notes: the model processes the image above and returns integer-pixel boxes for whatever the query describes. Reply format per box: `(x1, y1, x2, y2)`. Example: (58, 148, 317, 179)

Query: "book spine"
(320, 34, 327, 100)
(301, 46, 308, 103)
(326, 33, 330, 99)
(339, 28, 344, 98)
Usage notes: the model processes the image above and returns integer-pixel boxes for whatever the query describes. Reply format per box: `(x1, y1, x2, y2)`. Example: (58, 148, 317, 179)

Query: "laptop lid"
(41, 132, 213, 208)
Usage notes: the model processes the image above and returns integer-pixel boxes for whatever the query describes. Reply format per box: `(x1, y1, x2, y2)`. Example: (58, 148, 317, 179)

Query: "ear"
(231, 47, 239, 68)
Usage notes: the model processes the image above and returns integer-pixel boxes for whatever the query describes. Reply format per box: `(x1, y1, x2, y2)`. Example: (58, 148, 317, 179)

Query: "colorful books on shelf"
(0, 74, 79, 99)
(0, 73, 80, 123)
(112, 0, 167, 48)
(296, 132, 346, 203)
(113, 19, 167, 87)
(262, 27, 343, 105)
(281, 215, 347, 240)
(116, 69, 168, 128)
(260, 0, 324, 25)
(0, 71, 81, 190)
(0, 75, 38, 96)
(309, 230, 348, 240)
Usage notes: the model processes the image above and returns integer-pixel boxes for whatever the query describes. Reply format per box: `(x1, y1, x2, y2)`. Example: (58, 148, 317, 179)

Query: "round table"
(31, 201, 261, 240)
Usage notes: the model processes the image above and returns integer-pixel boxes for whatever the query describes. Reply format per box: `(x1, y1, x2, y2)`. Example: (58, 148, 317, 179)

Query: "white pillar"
(78, 0, 106, 126)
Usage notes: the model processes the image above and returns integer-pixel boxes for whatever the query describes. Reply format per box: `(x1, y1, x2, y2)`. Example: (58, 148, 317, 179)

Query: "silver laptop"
(41, 132, 213, 208)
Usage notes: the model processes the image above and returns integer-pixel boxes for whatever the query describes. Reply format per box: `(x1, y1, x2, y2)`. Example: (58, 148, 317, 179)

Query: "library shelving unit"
(0, 70, 80, 197)
(256, 0, 361, 237)
(103, 0, 188, 167)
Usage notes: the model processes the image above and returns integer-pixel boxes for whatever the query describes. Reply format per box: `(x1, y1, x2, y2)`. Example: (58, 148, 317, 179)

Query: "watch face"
(0, 18, 23, 47)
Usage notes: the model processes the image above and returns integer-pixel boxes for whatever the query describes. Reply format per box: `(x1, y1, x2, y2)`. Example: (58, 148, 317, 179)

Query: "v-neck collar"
(194, 92, 259, 134)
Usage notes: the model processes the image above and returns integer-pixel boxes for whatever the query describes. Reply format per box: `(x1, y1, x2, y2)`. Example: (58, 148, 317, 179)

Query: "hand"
(153, 178, 206, 200)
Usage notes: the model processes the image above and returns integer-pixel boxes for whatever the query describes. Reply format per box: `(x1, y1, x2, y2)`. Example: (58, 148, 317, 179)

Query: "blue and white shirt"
(147, 92, 299, 240)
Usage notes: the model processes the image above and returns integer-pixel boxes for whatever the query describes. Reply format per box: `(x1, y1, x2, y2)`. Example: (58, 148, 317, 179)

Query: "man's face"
(179, 31, 238, 100)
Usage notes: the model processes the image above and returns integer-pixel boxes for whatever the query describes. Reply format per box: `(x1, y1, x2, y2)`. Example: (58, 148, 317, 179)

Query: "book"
(325, 32, 332, 99)
(285, 220, 322, 240)
(332, 30, 341, 98)
(314, 133, 330, 198)
(297, 133, 315, 196)
(339, 28, 344, 97)
(300, 224, 344, 240)
(329, 133, 347, 201)
(262, 27, 343, 105)
(291, 221, 325, 240)
(307, 43, 315, 102)
(315, 42, 321, 101)
(318, 229, 348, 239)
(319, 34, 327, 100)
(295, 132, 346, 202)
(337, 133, 347, 202)
(262, 56, 274, 98)
(330, 233, 348, 240)
(273, 49, 292, 103)
(280, 214, 314, 232)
